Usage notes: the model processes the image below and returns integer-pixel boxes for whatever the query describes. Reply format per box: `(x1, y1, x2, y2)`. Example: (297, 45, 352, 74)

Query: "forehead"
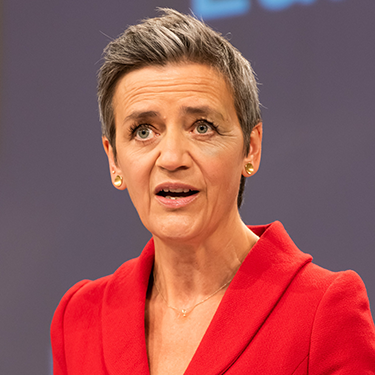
(112, 63, 236, 119)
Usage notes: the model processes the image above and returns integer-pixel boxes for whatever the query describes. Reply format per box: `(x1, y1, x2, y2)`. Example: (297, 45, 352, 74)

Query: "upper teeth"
(162, 188, 190, 193)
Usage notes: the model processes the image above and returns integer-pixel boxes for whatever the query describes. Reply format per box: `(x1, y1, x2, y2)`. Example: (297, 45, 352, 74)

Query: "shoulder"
(307, 267, 374, 330)
(251, 221, 372, 302)
(297, 261, 362, 290)
(293, 262, 372, 314)
(51, 238, 155, 341)
(52, 257, 139, 323)
(303, 267, 375, 371)
(288, 251, 375, 370)
(50, 257, 141, 372)
(51, 256, 140, 337)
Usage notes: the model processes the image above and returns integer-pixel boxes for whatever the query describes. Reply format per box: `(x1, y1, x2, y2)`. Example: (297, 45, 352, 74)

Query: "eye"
(194, 120, 217, 135)
(132, 125, 155, 141)
(137, 127, 151, 139)
(196, 123, 209, 134)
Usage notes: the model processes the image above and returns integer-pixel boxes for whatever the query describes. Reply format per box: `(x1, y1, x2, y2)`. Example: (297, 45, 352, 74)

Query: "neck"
(152, 216, 259, 311)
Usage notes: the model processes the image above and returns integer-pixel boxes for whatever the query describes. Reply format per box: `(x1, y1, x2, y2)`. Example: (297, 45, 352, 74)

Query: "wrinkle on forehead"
(116, 81, 225, 108)
(112, 63, 238, 126)
(114, 63, 231, 102)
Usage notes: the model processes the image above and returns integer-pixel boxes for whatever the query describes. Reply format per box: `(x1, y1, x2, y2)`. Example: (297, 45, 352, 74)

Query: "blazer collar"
(102, 239, 155, 374)
(101, 222, 312, 375)
(185, 221, 312, 374)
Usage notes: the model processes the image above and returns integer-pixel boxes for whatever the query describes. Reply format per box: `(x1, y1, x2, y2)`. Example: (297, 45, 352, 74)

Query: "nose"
(155, 128, 190, 172)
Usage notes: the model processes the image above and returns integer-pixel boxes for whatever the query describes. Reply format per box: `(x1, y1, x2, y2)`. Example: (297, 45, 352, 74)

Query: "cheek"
(200, 149, 244, 191)
(119, 153, 152, 200)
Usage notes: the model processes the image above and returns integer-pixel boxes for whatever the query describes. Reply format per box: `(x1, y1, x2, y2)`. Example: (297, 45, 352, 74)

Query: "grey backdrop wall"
(1, 0, 374, 374)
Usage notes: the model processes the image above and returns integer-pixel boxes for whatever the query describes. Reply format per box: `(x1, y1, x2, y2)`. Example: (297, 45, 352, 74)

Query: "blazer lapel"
(102, 239, 155, 375)
(184, 222, 312, 375)
(100, 222, 312, 375)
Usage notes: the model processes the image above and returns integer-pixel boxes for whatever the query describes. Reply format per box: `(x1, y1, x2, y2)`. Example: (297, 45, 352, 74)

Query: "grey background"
(1, 0, 374, 373)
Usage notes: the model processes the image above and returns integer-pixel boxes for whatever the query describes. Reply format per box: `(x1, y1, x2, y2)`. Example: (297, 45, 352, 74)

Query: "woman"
(51, 9, 375, 374)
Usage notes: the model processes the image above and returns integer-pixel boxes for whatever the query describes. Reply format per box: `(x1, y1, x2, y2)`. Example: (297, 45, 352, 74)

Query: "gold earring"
(114, 175, 123, 187)
(245, 162, 254, 175)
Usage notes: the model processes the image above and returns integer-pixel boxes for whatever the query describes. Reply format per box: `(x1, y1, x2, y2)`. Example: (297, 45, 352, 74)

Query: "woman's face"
(103, 63, 262, 243)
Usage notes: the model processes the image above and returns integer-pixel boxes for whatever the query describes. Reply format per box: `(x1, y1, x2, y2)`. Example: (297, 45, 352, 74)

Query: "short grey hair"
(97, 8, 261, 207)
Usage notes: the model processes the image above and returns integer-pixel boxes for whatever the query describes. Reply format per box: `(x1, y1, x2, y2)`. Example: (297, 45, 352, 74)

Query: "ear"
(102, 136, 127, 190)
(242, 122, 263, 177)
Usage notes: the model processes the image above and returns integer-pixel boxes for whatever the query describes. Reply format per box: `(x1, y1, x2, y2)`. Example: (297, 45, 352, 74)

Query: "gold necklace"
(153, 271, 235, 317)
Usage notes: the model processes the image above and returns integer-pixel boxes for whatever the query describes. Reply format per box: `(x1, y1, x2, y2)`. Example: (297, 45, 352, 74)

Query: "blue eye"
(136, 127, 151, 139)
(196, 123, 209, 134)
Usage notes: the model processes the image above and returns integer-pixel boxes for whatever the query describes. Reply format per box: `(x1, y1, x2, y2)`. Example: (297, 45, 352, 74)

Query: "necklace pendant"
(181, 309, 187, 317)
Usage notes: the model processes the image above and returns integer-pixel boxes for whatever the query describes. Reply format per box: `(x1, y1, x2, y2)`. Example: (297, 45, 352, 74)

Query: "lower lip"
(155, 193, 199, 209)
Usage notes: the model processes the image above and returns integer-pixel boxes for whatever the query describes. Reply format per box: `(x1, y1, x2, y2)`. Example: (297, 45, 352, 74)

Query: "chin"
(148, 216, 202, 243)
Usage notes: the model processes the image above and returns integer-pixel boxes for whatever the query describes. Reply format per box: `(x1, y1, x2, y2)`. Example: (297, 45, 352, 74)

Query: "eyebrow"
(122, 106, 224, 124)
(124, 110, 160, 123)
(181, 106, 224, 120)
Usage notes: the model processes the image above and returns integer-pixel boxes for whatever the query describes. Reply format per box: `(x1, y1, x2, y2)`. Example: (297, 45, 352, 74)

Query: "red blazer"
(51, 222, 375, 374)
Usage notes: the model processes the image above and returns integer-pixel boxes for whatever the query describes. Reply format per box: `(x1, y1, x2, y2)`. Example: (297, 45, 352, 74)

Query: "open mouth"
(156, 188, 199, 200)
